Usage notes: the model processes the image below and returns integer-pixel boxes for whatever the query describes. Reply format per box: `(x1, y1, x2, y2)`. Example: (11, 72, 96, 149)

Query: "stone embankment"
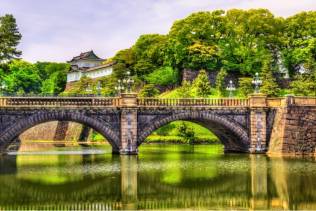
(269, 97, 316, 155)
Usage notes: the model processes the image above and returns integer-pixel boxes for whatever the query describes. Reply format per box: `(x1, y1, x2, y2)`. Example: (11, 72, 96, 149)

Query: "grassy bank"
(145, 121, 219, 144)
(92, 121, 220, 144)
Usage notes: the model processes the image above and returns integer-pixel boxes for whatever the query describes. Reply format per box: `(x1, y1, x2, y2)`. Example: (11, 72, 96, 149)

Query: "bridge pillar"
(119, 93, 138, 155)
(249, 94, 267, 153)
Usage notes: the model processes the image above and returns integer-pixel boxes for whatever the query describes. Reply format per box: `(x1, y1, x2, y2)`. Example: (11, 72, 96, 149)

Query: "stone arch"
(138, 111, 249, 152)
(0, 111, 120, 152)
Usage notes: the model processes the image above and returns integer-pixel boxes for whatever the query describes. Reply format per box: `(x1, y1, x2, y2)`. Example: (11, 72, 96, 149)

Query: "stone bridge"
(0, 94, 315, 155)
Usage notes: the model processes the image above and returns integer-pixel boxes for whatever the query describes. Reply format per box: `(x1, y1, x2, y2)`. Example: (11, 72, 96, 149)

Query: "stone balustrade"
(137, 98, 249, 107)
(0, 96, 315, 108)
(0, 97, 120, 107)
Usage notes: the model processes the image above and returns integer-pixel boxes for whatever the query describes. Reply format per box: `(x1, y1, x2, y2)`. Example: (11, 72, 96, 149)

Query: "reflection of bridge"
(0, 155, 315, 210)
(0, 94, 315, 154)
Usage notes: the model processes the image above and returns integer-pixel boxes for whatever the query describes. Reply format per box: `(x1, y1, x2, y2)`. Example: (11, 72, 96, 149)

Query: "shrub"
(176, 122, 195, 144)
(176, 80, 194, 98)
(138, 84, 160, 97)
(192, 69, 211, 97)
(239, 77, 253, 97)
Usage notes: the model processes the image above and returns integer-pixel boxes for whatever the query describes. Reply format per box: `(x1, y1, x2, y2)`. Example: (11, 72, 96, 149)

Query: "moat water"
(0, 144, 316, 210)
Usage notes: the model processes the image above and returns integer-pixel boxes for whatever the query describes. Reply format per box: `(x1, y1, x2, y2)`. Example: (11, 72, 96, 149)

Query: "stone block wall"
(181, 69, 241, 87)
(268, 106, 316, 155)
(20, 121, 93, 142)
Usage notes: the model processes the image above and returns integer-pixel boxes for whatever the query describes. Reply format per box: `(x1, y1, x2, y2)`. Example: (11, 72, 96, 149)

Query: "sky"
(0, 0, 316, 63)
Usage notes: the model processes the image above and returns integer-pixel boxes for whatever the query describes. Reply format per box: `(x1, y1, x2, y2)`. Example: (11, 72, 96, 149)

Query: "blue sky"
(1, 0, 315, 62)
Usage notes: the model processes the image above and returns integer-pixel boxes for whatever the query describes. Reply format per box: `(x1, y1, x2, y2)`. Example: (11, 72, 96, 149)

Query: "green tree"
(112, 48, 135, 79)
(192, 69, 211, 97)
(4, 60, 41, 94)
(138, 84, 160, 97)
(290, 67, 316, 96)
(145, 66, 178, 86)
(166, 10, 225, 71)
(283, 11, 316, 76)
(176, 80, 193, 98)
(215, 68, 227, 96)
(133, 34, 167, 66)
(36, 62, 69, 94)
(239, 77, 253, 97)
(177, 122, 195, 144)
(260, 61, 280, 96)
(0, 14, 22, 63)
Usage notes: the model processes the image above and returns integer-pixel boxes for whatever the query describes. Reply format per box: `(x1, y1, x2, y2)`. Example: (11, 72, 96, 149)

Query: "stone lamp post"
(96, 81, 102, 96)
(115, 80, 125, 96)
(0, 82, 7, 96)
(252, 72, 262, 94)
(122, 71, 135, 93)
(226, 80, 236, 98)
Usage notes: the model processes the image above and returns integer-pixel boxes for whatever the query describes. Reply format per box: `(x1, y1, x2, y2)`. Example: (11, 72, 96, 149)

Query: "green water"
(0, 144, 316, 210)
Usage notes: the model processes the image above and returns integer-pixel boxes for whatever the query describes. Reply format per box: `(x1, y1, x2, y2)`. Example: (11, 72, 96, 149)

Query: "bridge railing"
(0, 97, 121, 107)
(137, 98, 249, 107)
(293, 96, 316, 106)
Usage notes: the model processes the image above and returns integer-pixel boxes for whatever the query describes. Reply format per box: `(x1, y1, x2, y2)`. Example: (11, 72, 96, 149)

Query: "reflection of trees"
(1, 150, 316, 210)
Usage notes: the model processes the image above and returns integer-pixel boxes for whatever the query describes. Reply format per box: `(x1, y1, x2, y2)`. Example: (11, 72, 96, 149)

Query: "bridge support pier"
(119, 93, 139, 155)
(249, 94, 267, 153)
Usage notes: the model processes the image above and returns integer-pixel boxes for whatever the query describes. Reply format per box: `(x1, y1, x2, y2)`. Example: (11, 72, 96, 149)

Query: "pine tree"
(177, 80, 193, 98)
(192, 69, 211, 97)
(260, 60, 280, 96)
(215, 68, 227, 96)
(0, 14, 22, 63)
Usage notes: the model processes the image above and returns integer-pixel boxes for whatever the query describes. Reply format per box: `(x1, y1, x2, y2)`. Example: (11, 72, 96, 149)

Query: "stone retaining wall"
(268, 106, 316, 155)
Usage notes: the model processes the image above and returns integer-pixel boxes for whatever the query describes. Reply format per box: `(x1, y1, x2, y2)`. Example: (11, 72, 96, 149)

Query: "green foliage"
(165, 9, 283, 74)
(177, 122, 195, 144)
(36, 62, 69, 94)
(133, 34, 167, 67)
(138, 84, 160, 97)
(215, 68, 227, 96)
(239, 77, 253, 97)
(290, 69, 316, 96)
(0, 14, 22, 63)
(282, 11, 316, 76)
(192, 69, 211, 97)
(176, 80, 193, 98)
(4, 60, 41, 94)
(260, 61, 280, 96)
(145, 66, 178, 86)
(112, 48, 135, 79)
(149, 121, 219, 144)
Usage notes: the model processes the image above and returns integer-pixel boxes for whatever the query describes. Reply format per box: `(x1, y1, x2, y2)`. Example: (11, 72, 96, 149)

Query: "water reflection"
(0, 145, 316, 210)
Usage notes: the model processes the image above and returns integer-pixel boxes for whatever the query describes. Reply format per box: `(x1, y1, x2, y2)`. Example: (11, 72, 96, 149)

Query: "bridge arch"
(0, 111, 120, 152)
(138, 111, 250, 152)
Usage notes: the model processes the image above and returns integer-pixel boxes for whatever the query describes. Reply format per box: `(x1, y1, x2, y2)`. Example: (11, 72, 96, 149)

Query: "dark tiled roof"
(69, 62, 115, 73)
(68, 50, 103, 62)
